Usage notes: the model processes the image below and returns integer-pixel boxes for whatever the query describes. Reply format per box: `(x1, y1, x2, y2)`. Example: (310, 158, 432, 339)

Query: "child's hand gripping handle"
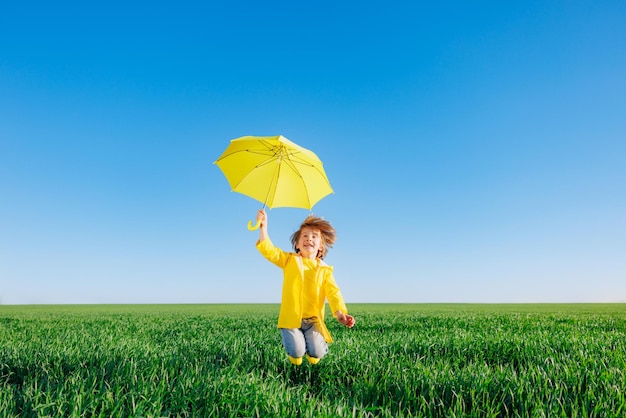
(248, 208, 265, 231)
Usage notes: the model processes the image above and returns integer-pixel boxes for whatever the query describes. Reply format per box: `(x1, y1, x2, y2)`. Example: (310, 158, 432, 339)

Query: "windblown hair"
(290, 215, 336, 260)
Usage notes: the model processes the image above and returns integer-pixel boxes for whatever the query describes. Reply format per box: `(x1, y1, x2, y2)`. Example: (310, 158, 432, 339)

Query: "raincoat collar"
(295, 254, 330, 275)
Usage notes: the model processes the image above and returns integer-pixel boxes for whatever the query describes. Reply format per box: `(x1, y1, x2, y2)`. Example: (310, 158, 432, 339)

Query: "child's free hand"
(336, 311, 356, 328)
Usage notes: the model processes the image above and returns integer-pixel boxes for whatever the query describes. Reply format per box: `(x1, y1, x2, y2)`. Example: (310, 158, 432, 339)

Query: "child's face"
(297, 227, 323, 259)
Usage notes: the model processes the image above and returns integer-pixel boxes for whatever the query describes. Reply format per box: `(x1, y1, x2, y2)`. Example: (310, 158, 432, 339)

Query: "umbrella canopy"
(214, 135, 334, 228)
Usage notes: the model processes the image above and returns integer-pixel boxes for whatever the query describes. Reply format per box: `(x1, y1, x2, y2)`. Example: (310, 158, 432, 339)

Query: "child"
(255, 208, 355, 365)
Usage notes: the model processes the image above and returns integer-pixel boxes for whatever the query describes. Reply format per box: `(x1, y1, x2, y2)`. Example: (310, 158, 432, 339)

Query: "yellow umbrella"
(214, 135, 334, 230)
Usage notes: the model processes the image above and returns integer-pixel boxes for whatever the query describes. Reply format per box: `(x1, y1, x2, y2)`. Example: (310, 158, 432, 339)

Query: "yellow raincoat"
(257, 237, 348, 342)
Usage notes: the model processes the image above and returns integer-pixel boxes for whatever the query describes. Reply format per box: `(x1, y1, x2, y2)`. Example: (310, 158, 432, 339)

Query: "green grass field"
(1, 304, 625, 417)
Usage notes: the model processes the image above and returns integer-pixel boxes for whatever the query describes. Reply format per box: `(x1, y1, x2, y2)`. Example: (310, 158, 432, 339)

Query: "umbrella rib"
(215, 149, 275, 163)
(262, 158, 281, 208)
(223, 158, 280, 207)
(284, 150, 331, 185)
(258, 139, 281, 207)
(283, 148, 333, 209)
(282, 151, 313, 209)
(218, 148, 280, 192)
(238, 141, 282, 206)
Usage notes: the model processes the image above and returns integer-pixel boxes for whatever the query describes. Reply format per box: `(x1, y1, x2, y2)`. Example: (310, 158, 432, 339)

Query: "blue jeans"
(280, 317, 328, 359)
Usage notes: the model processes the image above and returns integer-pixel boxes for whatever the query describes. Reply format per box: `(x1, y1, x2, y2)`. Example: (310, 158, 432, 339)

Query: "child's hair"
(290, 215, 336, 259)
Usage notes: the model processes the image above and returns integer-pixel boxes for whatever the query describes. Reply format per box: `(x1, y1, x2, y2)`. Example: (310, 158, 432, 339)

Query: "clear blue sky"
(1, 1, 625, 304)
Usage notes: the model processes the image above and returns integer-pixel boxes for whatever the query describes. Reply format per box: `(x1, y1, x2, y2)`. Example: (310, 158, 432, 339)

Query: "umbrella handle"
(247, 220, 261, 231)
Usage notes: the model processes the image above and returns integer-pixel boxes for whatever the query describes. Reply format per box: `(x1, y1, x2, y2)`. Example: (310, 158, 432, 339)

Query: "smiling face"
(290, 215, 336, 260)
(296, 227, 323, 259)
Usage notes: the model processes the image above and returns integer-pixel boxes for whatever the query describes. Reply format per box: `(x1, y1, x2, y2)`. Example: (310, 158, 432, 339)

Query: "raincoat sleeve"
(256, 237, 290, 269)
(324, 270, 348, 316)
